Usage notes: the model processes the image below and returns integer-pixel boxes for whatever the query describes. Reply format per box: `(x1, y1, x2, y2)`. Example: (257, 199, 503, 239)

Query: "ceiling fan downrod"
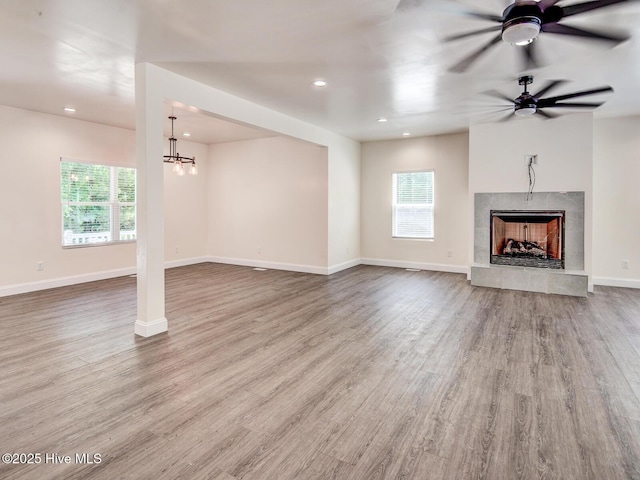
(515, 75, 537, 116)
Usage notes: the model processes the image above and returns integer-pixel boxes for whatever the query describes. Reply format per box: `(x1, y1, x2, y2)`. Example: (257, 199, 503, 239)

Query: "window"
(392, 170, 434, 239)
(61, 160, 136, 246)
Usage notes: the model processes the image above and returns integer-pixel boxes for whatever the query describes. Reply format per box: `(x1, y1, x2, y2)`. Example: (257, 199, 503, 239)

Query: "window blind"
(392, 171, 434, 239)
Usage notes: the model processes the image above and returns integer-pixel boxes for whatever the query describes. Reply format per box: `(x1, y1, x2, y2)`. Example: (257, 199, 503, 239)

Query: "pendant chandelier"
(163, 116, 197, 176)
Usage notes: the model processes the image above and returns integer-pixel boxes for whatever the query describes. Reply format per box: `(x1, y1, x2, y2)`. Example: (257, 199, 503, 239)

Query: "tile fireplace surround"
(471, 191, 587, 297)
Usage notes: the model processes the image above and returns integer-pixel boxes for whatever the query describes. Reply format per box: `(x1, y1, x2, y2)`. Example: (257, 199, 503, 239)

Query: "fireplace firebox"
(490, 210, 565, 269)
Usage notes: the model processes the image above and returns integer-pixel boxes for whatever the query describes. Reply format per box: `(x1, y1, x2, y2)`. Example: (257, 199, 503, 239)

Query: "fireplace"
(489, 210, 565, 269)
(472, 192, 586, 297)
(490, 210, 565, 269)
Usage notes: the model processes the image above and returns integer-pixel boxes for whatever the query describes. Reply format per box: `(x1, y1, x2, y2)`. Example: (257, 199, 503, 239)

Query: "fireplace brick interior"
(490, 210, 565, 269)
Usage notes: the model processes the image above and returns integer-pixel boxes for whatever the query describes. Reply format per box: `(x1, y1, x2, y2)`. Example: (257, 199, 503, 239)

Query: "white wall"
(0, 105, 208, 295)
(142, 64, 361, 276)
(163, 141, 208, 265)
(4, 92, 637, 296)
(207, 136, 329, 272)
(593, 115, 640, 287)
(0, 106, 136, 290)
(469, 113, 594, 279)
(328, 138, 361, 272)
(361, 132, 469, 272)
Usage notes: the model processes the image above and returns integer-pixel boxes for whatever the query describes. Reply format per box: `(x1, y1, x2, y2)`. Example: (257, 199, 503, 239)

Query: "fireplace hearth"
(490, 210, 564, 269)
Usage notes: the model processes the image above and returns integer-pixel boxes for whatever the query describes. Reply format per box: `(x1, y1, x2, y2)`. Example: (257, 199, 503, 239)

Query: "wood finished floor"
(1, 263, 639, 479)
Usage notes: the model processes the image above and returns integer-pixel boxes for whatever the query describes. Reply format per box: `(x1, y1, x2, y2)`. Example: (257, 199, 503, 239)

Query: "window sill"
(392, 236, 435, 242)
(62, 240, 136, 249)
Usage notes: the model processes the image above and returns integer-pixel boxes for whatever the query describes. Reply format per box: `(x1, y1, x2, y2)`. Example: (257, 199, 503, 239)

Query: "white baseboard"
(592, 276, 640, 289)
(327, 258, 361, 275)
(2, 256, 475, 298)
(164, 256, 210, 269)
(0, 266, 138, 297)
(0, 257, 210, 297)
(135, 317, 168, 337)
(207, 256, 329, 275)
(361, 258, 469, 275)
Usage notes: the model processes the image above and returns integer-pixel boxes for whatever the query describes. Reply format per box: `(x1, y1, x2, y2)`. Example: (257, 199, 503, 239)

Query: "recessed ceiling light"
(182, 132, 191, 137)
(313, 80, 327, 87)
(63, 107, 76, 113)
(377, 117, 388, 123)
(402, 132, 411, 136)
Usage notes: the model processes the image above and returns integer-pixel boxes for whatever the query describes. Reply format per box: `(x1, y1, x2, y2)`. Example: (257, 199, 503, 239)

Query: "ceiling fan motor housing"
(514, 93, 537, 116)
(502, 2, 543, 44)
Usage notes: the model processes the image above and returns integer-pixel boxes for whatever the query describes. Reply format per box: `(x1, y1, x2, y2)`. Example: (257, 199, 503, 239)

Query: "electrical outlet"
(447, 250, 453, 258)
(36, 261, 44, 271)
(175, 246, 179, 254)
(257, 247, 261, 255)
(622, 260, 630, 269)
(525, 154, 538, 165)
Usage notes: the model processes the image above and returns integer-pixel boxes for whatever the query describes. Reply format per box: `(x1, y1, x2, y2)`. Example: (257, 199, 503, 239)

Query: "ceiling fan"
(397, 0, 632, 72)
(485, 75, 613, 119)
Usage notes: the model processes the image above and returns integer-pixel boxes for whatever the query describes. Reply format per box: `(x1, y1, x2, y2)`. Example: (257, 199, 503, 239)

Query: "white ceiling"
(1, 0, 639, 145)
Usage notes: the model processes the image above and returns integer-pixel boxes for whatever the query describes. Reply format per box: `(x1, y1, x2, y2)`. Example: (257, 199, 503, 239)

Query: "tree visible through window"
(61, 160, 136, 246)
(392, 170, 434, 239)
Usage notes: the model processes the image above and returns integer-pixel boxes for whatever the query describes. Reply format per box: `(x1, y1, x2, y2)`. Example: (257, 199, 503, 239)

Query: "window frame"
(392, 169, 435, 240)
(60, 159, 136, 248)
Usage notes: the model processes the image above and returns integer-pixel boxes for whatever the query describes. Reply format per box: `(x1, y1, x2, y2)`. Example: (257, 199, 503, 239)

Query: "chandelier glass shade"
(163, 116, 197, 176)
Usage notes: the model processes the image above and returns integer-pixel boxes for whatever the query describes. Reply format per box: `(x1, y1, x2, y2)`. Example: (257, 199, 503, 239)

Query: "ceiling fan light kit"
(438, 0, 631, 72)
(514, 104, 537, 116)
(502, 20, 540, 45)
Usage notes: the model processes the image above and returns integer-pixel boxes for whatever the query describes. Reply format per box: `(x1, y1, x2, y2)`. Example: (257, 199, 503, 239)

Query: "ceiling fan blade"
(541, 22, 628, 42)
(449, 34, 502, 73)
(535, 109, 558, 119)
(540, 86, 613, 104)
(396, 0, 488, 15)
(561, 0, 630, 17)
(445, 25, 502, 42)
(465, 105, 515, 111)
(462, 10, 504, 23)
(538, 101, 605, 108)
(532, 80, 568, 100)
(522, 41, 540, 70)
(538, 0, 562, 9)
(484, 90, 516, 104)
